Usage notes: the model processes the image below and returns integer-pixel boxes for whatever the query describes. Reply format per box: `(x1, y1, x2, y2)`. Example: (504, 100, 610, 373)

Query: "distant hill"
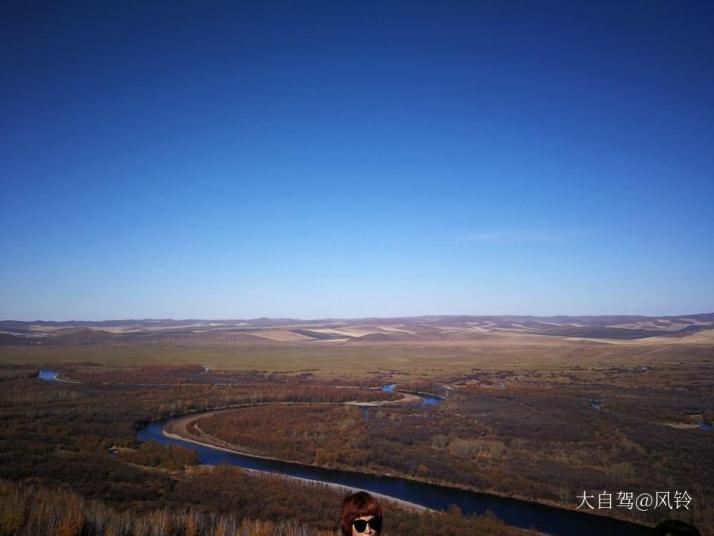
(1, 313, 712, 345)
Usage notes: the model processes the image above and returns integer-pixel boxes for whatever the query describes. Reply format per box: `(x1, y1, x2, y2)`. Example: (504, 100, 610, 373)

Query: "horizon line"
(3, 311, 713, 324)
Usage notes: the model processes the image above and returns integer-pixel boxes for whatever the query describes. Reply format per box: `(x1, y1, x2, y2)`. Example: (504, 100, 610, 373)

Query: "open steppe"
(2, 314, 713, 376)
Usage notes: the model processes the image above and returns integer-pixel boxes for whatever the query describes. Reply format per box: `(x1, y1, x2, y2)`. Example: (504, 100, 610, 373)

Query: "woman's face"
(351, 515, 379, 535)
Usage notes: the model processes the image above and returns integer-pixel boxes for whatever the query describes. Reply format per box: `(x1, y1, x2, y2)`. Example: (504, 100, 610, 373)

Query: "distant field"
(2, 335, 713, 383)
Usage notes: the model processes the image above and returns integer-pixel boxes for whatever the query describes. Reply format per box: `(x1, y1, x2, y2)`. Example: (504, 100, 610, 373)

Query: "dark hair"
(654, 520, 701, 536)
(340, 491, 383, 535)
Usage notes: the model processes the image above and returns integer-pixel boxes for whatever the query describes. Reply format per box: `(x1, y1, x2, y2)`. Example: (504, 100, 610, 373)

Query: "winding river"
(35, 371, 654, 534)
(136, 386, 654, 536)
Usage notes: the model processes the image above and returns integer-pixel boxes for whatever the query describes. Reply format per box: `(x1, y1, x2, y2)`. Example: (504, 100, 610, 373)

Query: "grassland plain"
(3, 331, 713, 377)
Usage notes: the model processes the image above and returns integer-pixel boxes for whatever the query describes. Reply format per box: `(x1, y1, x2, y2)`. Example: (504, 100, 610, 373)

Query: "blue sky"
(2, 1, 713, 320)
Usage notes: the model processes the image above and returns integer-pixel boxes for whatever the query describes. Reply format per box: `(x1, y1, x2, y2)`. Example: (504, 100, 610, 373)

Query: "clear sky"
(2, 1, 713, 321)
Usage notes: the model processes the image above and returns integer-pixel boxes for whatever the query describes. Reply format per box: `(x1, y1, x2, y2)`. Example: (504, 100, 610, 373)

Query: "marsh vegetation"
(0, 316, 712, 534)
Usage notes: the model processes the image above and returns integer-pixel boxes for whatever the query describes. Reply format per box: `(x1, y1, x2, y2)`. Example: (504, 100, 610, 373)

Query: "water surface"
(137, 418, 652, 536)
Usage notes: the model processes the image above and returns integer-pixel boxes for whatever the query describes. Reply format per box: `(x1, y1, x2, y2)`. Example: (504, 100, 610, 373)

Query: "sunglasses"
(352, 518, 381, 533)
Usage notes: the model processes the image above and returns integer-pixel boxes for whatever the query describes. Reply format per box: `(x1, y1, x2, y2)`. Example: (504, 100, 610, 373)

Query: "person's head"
(654, 520, 700, 536)
(340, 491, 382, 536)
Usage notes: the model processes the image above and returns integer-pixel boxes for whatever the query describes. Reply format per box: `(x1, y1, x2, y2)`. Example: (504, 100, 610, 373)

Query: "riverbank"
(157, 408, 653, 536)
(193, 463, 434, 513)
(162, 411, 433, 513)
